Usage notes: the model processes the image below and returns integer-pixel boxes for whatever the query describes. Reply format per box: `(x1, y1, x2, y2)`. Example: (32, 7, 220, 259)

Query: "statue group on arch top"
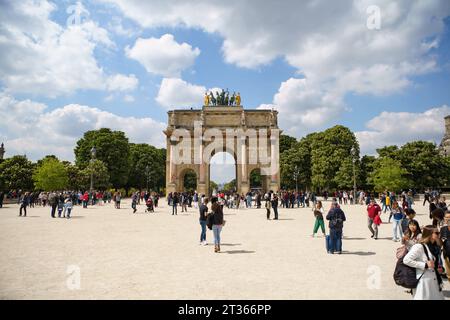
(204, 88, 241, 107)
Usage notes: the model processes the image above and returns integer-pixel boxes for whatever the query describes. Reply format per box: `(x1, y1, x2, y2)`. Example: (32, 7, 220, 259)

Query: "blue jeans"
(199, 220, 207, 242)
(172, 203, 177, 215)
(330, 228, 342, 253)
(212, 225, 222, 245)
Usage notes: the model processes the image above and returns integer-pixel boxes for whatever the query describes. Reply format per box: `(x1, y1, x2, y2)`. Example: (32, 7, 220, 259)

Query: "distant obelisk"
(439, 115, 450, 157)
(0, 142, 4, 160)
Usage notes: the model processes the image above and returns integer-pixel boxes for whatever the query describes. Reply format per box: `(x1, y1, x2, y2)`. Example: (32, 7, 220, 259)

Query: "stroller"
(145, 198, 154, 213)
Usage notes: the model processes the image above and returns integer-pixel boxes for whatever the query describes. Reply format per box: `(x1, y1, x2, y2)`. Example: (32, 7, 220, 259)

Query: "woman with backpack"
(403, 225, 444, 300)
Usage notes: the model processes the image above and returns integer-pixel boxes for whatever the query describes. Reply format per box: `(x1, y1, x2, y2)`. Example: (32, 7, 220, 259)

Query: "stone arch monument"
(164, 104, 280, 196)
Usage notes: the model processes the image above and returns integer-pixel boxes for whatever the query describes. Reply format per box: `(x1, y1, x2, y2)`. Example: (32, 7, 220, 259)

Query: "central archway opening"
(209, 152, 236, 195)
(181, 169, 197, 193)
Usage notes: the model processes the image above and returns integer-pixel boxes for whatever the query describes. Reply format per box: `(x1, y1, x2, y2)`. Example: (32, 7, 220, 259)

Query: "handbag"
(206, 213, 214, 230)
(374, 215, 382, 226)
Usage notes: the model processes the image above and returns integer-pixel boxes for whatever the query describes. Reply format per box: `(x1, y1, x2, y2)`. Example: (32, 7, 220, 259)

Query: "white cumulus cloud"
(125, 34, 200, 77)
(0, 0, 135, 98)
(355, 106, 450, 155)
(0, 92, 166, 161)
(155, 78, 206, 109)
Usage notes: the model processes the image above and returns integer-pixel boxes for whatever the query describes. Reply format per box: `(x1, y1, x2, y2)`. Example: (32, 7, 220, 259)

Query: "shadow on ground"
(340, 251, 376, 256)
(343, 237, 366, 240)
(224, 250, 255, 254)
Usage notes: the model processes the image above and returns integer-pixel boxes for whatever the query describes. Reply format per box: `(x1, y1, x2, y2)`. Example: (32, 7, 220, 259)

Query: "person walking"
(49, 192, 57, 218)
(199, 198, 209, 245)
(0, 191, 4, 208)
(423, 190, 431, 206)
(403, 225, 444, 300)
(19, 192, 30, 217)
(211, 197, 224, 253)
(326, 201, 346, 254)
(265, 195, 271, 220)
(312, 201, 326, 237)
(131, 192, 138, 213)
(367, 199, 381, 240)
(392, 201, 405, 242)
(172, 192, 179, 215)
(65, 196, 73, 219)
(116, 192, 121, 209)
(440, 212, 450, 279)
(193, 192, 199, 209)
(401, 205, 416, 230)
(271, 194, 279, 220)
(57, 193, 65, 218)
(181, 193, 188, 212)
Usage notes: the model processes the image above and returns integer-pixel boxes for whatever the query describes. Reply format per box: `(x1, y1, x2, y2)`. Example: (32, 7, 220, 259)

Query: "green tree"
(376, 146, 399, 159)
(396, 141, 450, 190)
(223, 179, 236, 192)
(209, 180, 218, 192)
(74, 128, 130, 188)
(78, 159, 110, 190)
(65, 163, 83, 190)
(369, 157, 410, 192)
(0, 155, 35, 191)
(334, 158, 358, 189)
(360, 155, 376, 190)
(310, 126, 360, 191)
(280, 134, 297, 154)
(33, 158, 68, 191)
(250, 169, 262, 188)
(127, 143, 166, 192)
(182, 170, 197, 192)
(280, 136, 312, 190)
(36, 155, 59, 167)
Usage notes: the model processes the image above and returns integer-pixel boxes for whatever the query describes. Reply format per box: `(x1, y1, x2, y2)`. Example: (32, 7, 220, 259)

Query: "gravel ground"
(0, 199, 448, 300)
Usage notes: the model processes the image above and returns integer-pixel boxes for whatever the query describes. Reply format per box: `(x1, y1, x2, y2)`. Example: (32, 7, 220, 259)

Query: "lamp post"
(90, 146, 96, 192)
(351, 146, 357, 205)
(293, 165, 299, 193)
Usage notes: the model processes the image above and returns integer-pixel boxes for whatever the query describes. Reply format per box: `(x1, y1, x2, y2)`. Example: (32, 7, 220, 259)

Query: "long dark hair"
(405, 220, 421, 239)
(420, 225, 442, 247)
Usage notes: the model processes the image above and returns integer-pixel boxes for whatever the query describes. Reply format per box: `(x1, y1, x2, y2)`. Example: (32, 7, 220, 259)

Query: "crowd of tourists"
(360, 189, 449, 300)
(2, 186, 449, 300)
(1, 189, 162, 218)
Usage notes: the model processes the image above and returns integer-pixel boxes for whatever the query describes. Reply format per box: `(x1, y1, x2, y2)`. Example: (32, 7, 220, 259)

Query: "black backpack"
(393, 244, 429, 289)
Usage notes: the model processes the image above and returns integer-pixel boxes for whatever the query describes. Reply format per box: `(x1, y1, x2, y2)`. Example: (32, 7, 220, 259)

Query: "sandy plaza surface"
(0, 198, 448, 300)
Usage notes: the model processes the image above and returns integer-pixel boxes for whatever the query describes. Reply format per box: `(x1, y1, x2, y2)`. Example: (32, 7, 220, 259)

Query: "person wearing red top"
(82, 192, 89, 208)
(367, 199, 382, 239)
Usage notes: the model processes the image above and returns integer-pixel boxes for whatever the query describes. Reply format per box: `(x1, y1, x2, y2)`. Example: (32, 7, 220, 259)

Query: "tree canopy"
(127, 143, 166, 191)
(369, 157, 410, 192)
(74, 128, 130, 188)
(33, 158, 68, 191)
(0, 155, 35, 191)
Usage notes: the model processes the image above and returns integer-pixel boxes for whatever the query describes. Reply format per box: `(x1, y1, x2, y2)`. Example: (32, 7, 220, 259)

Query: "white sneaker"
(202, 241, 207, 246)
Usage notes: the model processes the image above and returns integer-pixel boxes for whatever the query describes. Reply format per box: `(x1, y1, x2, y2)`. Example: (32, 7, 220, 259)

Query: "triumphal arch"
(164, 90, 280, 196)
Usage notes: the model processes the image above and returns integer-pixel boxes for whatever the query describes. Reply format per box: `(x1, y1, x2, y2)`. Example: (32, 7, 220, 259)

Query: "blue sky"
(1, 1, 450, 183)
